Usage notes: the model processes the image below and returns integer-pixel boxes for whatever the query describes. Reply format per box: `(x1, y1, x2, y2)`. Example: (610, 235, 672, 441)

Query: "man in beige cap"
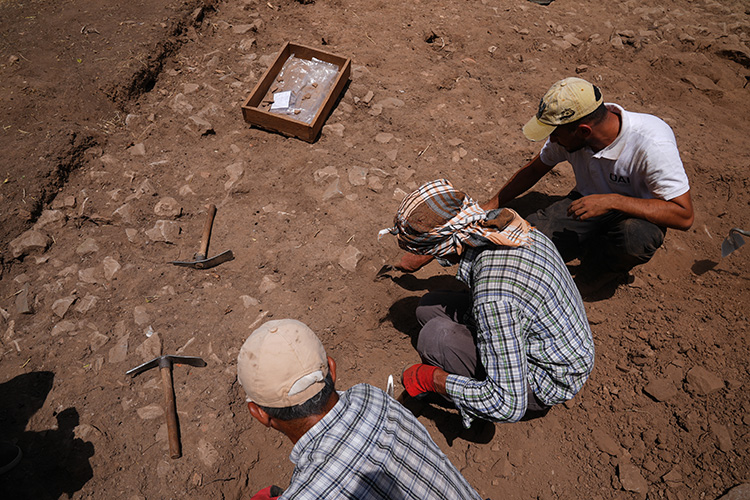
(237, 318, 482, 500)
(482, 77, 694, 290)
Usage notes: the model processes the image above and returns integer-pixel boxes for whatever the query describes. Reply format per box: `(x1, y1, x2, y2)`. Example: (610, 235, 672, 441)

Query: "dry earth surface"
(1, 0, 749, 499)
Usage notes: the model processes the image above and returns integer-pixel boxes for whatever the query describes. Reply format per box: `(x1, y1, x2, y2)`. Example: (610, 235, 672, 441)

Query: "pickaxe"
(170, 204, 234, 269)
(127, 354, 206, 459)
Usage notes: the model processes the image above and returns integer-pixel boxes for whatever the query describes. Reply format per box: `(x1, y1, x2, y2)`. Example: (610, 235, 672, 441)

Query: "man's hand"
(567, 194, 615, 220)
(402, 364, 438, 397)
(394, 253, 434, 273)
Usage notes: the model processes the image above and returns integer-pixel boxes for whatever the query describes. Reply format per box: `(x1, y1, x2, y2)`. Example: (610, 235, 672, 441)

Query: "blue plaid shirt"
(446, 228, 595, 427)
(283, 384, 481, 499)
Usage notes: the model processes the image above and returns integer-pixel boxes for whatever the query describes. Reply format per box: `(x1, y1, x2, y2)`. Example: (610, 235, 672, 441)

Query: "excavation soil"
(0, 0, 748, 499)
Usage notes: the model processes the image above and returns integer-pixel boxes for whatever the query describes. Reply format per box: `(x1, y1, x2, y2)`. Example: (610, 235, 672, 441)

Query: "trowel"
(721, 228, 750, 258)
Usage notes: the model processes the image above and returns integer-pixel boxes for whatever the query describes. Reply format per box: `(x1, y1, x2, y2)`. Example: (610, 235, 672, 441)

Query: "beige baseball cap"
(523, 77, 604, 142)
(237, 319, 329, 408)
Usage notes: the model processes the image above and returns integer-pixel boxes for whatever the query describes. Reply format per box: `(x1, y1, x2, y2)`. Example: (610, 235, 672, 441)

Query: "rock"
(183, 83, 200, 94)
(52, 296, 77, 318)
(113, 203, 134, 223)
(9, 230, 52, 259)
(76, 238, 100, 256)
(74, 294, 99, 314)
(240, 295, 259, 308)
(563, 33, 583, 46)
(348, 166, 368, 186)
(78, 267, 100, 284)
(15, 284, 32, 314)
(197, 439, 219, 467)
(592, 429, 621, 456)
(154, 197, 182, 217)
(393, 188, 409, 200)
(108, 333, 129, 364)
(378, 97, 404, 108)
(128, 143, 146, 156)
(338, 246, 362, 272)
(134, 306, 150, 326)
(322, 178, 344, 201)
(89, 331, 109, 351)
(172, 93, 194, 114)
(103, 256, 121, 280)
(135, 332, 162, 361)
(610, 35, 624, 49)
(686, 366, 724, 395)
(368, 103, 383, 116)
(717, 484, 750, 500)
(225, 162, 244, 191)
(662, 467, 683, 487)
(259, 276, 278, 294)
(51, 320, 76, 337)
(367, 176, 384, 193)
(323, 123, 345, 137)
(145, 220, 181, 243)
(189, 115, 214, 135)
(711, 421, 734, 452)
(51, 195, 76, 209)
(643, 378, 677, 401)
(375, 132, 393, 144)
(179, 185, 195, 196)
(314, 166, 338, 184)
(362, 90, 374, 104)
(715, 45, 750, 69)
(136, 405, 163, 420)
(125, 228, 139, 243)
(618, 459, 648, 494)
(34, 210, 66, 230)
(238, 38, 256, 52)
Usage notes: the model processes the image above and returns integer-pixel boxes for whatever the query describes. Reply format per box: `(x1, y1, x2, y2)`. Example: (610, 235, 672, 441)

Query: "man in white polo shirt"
(483, 77, 694, 287)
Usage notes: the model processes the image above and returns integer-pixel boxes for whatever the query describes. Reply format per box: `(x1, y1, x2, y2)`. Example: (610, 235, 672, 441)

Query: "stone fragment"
(711, 421, 734, 452)
(51, 320, 76, 336)
(322, 178, 344, 201)
(89, 331, 109, 351)
(76, 238, 100, 256)
(51, 195, 77, 209)
(379, 97, 404, 108)
(52, 296, 77, 318)
(128, 143, 146, 156)
(75, 294, 99, 314)
(338, 246, 362, 272)
(362, 90, 374, 104)
(9, 230, 52, 259)
(145, 220, 181, 243)
(686, 366, 724, 395)
(134, 306, 150, 326)
(78, 267, 100, 284)
(154, 197, 182, 217)
(717, 483, 750, 500)
(618, 459, 648, 494)
(108, 333, 129, 364)
(172, 93, 194, 114)
(348, 166, 368, 186)
(34, 210, 66, 230)
(375, 132, 393, 144)
(137, 405, 164, 420)
(197, 439, 219, 467)
(592, 429, 621, 456)
(663, 468, 683, 487)
(225, 162, 244, 191)
(393, 188, 409, 200)
(183, 83, 200, 94)
(323, 123, 345, 137)
(367, 176, 384, 193)
(368, 104, 383, 116)
(314, 166, 338, 184)
(15, 284, 32, 314)
(135, 332, 162, 361)
(126, 228, 138, 243)
(563, 33, 583, 46)
(113, 203, 134, 223)
(189, 115, 214, 135)
(643, 378, 677, 401)
(240, 295, 259, 308)
(259, 276, 278, 294)
(179, 185, 195, 196)
(103, 257, 121, 280)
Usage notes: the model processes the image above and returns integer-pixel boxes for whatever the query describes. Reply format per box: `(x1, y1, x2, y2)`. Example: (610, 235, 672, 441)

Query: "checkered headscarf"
(382, 179, 531, 257)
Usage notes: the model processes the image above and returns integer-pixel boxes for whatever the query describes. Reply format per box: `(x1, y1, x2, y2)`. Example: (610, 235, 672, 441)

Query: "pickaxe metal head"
(169, 250, 234, 270)
(127, 355, 207, 377)
(721, 228, 749, 258)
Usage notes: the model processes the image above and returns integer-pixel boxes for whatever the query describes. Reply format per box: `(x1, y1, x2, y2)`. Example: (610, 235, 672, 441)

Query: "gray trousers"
(415, 291, 548, 413)
(526, 192, 666, 272)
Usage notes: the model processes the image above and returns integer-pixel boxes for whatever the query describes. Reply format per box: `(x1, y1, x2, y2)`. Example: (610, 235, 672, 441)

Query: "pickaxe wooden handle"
(196, 204, 217, 261)
(160, 361, 181, 459)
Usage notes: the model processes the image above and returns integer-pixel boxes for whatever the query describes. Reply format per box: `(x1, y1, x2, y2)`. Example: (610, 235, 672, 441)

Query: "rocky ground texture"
(1, 0, 749, 499)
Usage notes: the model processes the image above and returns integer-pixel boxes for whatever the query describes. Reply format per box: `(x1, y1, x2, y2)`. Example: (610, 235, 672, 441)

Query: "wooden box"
(241, 42, 351, 142)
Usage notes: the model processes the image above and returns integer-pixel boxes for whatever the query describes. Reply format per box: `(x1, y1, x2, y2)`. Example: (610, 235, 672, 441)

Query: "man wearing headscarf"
(384, 179, 595, 427)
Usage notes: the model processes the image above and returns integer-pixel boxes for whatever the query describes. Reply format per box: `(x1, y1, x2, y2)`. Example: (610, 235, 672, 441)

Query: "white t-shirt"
(539, 104, 690, 201)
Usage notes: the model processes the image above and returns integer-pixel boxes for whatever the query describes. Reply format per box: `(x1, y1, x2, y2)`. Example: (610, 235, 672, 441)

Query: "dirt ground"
(1, 0, 749, 498)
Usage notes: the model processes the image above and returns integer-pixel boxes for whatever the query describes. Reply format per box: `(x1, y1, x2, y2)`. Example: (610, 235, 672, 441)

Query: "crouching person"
(237, 318, 483, 499)
(385, 179, 595, 428)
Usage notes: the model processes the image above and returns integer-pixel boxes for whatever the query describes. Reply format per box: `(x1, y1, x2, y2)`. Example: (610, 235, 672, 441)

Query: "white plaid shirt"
(283, 384, 482, 499)
(446, 228, 595, 427)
